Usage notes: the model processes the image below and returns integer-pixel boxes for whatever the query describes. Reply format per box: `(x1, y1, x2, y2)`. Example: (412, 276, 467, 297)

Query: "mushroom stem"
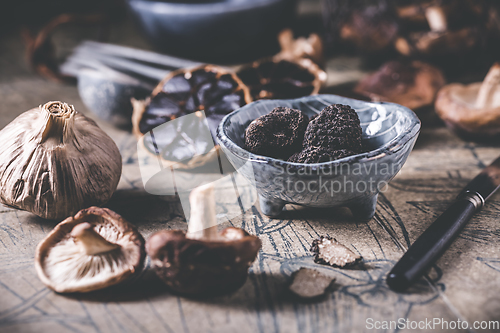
(186, 183, 218, 240)
(425, 6, 447, 32)
(71, 222, 119, 255)
(476, 63, 500, 109)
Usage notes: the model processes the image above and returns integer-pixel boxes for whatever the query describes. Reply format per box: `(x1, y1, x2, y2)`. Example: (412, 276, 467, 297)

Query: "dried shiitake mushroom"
(237, 57, 326, 100)
(435, 62, 500, 139)
(395, 27, 479, 57)
(0, 101, 121, 220)
(394, 1, 481, 57)
(35, 207, 145, 293)
(354, 60, 445, 110)
(322, 0, 399, 53)
(132, 65, 251, 169)
(146, 183, 261, 296)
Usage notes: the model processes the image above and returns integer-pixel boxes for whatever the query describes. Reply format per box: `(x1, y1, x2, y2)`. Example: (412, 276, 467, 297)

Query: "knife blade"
(386, 156, 500, 292)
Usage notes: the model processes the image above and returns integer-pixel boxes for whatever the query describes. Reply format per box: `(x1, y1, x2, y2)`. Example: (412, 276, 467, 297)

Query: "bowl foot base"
(347, 195, 378, 221)
(258, 194, 379, 221)
(259, 196, 286, 217)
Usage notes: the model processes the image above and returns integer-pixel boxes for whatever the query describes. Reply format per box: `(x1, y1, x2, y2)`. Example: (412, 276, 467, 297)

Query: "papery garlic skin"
(0, 101, 122, 220)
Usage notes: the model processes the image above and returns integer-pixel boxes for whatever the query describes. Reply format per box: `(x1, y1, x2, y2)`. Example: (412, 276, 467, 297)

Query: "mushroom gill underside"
(41, 223, 139, 292)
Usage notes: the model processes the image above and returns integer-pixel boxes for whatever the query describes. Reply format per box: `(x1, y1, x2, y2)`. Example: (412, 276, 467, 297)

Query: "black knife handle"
(386, 193, 483, 291)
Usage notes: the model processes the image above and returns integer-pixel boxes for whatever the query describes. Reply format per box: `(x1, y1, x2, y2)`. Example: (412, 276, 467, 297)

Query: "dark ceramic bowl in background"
(126, 0, 296, 61)
(216, 94, 420, 220)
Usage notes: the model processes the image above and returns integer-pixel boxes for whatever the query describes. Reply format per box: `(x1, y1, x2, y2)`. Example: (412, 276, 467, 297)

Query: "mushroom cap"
(435, 82, 500, 137)
(395, 27, 479, 57)
(354, 60, 445, 110)
(146, 227, 261, 296)
(35, 207, 145, 293)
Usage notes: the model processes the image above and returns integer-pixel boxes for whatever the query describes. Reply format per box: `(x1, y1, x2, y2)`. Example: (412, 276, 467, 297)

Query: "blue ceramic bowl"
(216, 94, 420, 220)
(126, 0, 295, 60)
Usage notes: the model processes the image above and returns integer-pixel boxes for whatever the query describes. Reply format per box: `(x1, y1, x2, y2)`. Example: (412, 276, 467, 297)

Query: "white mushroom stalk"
(425, 6, 447, 32)
(475, 63, 500, 109)
(71, 222, 119, 255)
(186, 183, 219, 240)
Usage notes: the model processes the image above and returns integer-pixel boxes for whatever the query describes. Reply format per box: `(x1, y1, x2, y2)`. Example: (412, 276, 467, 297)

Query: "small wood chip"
(310, 236, 361, 267)
(289, 268, 335, 298)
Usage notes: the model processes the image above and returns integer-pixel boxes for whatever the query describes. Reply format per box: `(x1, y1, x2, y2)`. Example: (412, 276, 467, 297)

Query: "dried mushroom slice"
(35, 207, 145, 293)
(237, 57, 326, 100)
(289, 268, 335, 299)
(310, 236, 361, 267)
(132, 65, 252, 138)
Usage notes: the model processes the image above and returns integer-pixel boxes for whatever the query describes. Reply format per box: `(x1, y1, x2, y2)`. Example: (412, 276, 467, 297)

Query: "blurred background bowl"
(125, 0, 296, 62)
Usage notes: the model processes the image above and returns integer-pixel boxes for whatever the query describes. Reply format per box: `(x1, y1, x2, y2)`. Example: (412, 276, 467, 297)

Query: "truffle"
(289, 268, 335, 299)
(310, 236, 361, 267)
(288, 147, 355, 164)
(245, 107, 309, 160)
(303, 104, 362, 153)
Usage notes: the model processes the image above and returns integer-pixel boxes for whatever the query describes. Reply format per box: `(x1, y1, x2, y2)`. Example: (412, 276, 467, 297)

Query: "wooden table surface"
(1, 17, 500, 333)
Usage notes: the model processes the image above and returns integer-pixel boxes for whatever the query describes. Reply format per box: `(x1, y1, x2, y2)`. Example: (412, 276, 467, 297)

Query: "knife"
(386, 156, 500, 292)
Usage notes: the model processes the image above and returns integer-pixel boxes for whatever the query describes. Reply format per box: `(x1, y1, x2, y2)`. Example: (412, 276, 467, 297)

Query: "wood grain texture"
(1, 22, 500, 333)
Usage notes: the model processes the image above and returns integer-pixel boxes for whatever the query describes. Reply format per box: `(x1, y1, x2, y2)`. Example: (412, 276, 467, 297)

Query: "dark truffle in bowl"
(217, 95, 421, 219)
(244, 107, 309, 160)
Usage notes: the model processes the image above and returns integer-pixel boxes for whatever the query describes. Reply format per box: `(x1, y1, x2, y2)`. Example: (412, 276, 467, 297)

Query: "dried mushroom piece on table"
(0, 101, 121, 220)
(133, 65, 251, 138)
(289, 268, 336, 299)
(35, 207, 146, 293)
(354, 60, 445, 110)
(435, 62, 500, 139)
(146, 184, 261, 297)
(310, 236, 361, 267)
